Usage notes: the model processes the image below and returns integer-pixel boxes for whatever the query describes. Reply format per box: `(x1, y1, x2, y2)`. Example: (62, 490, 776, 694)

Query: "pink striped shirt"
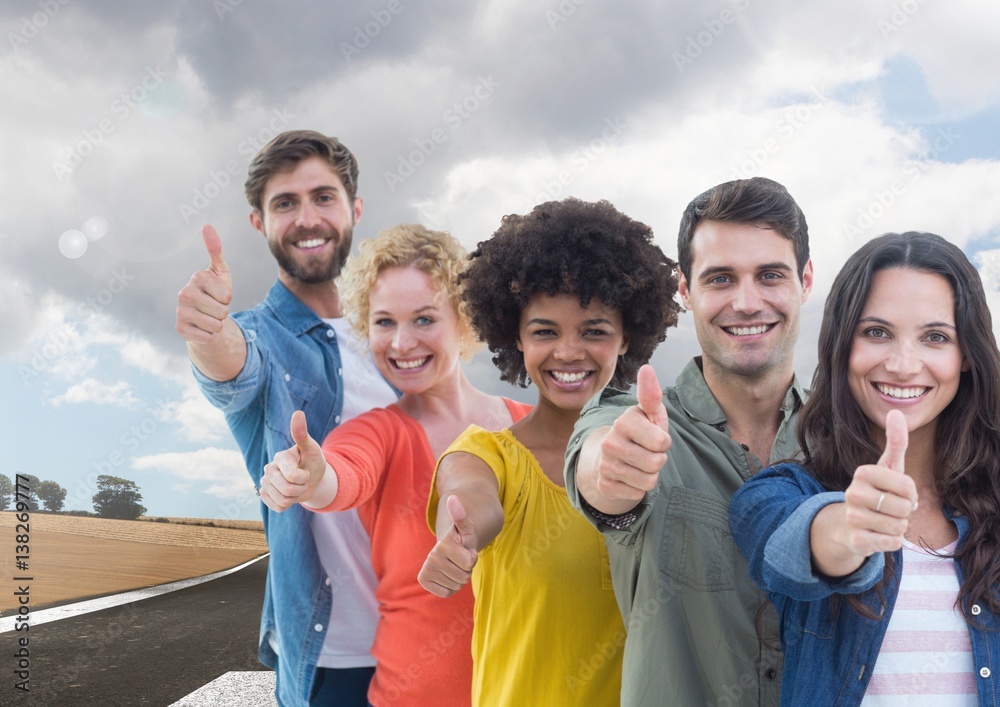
(861, 539, 976, 706)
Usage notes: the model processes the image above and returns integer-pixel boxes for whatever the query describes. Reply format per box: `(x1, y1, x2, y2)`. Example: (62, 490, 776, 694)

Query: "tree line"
(0, 474, 147, 519)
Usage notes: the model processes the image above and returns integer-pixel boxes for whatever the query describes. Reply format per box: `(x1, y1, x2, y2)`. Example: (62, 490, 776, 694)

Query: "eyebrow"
(697, 262, 793, 279)
(525, 317, 615, 326)
(858, 316, 957, 330)
(371, 304, 440, 317)
(267, 184, 341, 207)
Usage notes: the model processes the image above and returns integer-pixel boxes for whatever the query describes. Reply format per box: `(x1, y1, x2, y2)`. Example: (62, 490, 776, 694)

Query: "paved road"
(3, 557, 270, 706)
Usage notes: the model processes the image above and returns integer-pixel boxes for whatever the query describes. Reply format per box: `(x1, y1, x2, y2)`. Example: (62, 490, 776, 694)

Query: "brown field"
(0, 512, 268, 612)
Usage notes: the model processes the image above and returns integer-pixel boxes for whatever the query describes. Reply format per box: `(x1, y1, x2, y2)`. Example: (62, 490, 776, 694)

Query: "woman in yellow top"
(419, 197, 681, 706)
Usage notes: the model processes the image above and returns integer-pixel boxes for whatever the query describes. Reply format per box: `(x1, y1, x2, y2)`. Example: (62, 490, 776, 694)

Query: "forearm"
(810, 502, 866, 577)
(575, 427, 643, 515)
(187, 317, 247, 382)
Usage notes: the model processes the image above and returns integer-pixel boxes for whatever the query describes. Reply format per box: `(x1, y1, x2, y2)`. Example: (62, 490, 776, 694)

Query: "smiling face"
(250, 156, 363, 284)
(366, 265, 463, 395)
(678, 220, 812, 381)
(848, 267, 967, 444)
(516, 293, 628, 412)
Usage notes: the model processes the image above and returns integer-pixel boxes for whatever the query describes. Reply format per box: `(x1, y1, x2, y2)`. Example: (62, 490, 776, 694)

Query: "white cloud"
(120, 336, 190, 383)
(162, 382, 230, 444)
(52, 378, 139, 407)
(132, 447, 249, 499)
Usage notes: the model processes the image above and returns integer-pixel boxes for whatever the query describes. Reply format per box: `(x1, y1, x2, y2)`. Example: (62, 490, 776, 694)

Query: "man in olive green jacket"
(565, 177, 814, 707)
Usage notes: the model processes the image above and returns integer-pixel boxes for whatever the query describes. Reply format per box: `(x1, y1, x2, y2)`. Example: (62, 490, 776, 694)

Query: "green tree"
(36, 480, 68, 512)
(18, 474, 41, 510)
(92, 475, 147, 520)
(0, 474, 12, 510)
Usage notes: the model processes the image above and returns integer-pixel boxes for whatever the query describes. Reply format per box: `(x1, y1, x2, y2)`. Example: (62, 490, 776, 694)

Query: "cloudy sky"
(2, 0, 999, 520)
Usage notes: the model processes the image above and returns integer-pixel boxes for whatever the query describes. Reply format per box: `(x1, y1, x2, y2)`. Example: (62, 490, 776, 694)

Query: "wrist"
(303, 462, 338, 511)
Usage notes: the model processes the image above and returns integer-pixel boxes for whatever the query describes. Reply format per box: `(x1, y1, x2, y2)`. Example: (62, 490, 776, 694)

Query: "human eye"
(584, 327, 610, 337)
(415, 316, 434, 326)
(274, 198, 295, 211)
(863, 326, 890, 340)
(706, 274, 731, 286)
(316, 192, 336, 204)
(924, 330, 951, 344)
(372, 317, 395, 328)
(760, 271, 784, 282)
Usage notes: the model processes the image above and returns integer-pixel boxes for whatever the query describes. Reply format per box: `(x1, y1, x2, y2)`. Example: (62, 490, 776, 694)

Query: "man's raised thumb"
(636, 364, 668, 430)
(202, 224, 232, 283)
(289, 410, 318, 458)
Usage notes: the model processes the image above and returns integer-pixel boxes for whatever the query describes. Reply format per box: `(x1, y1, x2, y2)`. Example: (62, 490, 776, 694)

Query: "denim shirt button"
(335, 415, 341, 424)
(326, 329, 335, 338)
(338, 368, 343, 376)
(971, 603, 982, 616)
(284, 373, 291, 382)
(765, 668, 777, 680)
(314, 624, 324, 632)
(981, 667, 991, 678)
(325, 578, 331, 586)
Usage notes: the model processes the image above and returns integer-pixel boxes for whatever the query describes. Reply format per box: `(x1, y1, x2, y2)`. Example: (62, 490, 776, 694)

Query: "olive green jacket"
(565, 358, 807, 707)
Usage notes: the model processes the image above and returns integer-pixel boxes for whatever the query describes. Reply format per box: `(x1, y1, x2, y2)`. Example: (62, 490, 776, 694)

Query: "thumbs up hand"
(419, 495, 480, 598)
(840, 410, 919, 557)
(175, 225, 235, 344)
(260, 411, 332, 511)
(591, 364, 672, 504)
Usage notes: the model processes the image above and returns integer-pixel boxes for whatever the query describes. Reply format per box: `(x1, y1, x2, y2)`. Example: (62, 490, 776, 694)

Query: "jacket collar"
(673, 356, 807, 427)
(261, 280, 325, 337)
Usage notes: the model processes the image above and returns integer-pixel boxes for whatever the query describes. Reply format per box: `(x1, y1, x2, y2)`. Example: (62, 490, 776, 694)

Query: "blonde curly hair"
(339, 224, 480, 360)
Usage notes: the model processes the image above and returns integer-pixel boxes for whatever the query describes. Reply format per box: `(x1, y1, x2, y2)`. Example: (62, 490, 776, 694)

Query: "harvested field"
(0, 512, 268, 613)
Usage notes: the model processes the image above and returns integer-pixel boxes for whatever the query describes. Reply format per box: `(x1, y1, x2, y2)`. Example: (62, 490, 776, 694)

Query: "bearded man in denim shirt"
(176, 130, 396, 707)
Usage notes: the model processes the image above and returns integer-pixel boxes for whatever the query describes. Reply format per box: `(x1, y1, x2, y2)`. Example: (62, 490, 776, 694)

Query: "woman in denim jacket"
(730, 232, 1000, 706)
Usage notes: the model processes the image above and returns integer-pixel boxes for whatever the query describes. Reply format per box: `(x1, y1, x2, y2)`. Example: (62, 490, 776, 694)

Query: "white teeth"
(875, 384, 927, 399)
(725, 325, 769, 336)
(296, 238, 326, 248)
(395, 357, 428, 370)
(552, 371, 589, 383)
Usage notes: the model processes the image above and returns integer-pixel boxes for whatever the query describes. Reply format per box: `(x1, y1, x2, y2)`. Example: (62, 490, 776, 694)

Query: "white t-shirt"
(861, 539, 976, 706)
(312, 317, 397, 668)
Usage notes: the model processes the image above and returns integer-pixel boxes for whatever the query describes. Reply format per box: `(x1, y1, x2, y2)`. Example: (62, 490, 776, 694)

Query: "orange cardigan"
(317, 398, 531, 707)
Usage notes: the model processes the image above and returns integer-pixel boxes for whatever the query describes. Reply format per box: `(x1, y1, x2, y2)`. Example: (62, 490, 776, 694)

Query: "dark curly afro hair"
(462, 197, 681, 388)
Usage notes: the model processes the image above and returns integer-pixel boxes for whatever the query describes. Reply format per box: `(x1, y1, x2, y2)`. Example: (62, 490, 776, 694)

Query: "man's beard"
(268, 225, 353, 285)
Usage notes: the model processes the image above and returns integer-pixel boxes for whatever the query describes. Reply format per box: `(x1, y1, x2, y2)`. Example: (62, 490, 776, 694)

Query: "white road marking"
(0, 553, 269, 634)
(170, 671, 277, 706)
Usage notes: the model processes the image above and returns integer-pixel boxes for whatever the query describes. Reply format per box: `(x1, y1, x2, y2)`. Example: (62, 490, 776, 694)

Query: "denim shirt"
(193, 280, 388, 707)
(729, 462, 1000, 706)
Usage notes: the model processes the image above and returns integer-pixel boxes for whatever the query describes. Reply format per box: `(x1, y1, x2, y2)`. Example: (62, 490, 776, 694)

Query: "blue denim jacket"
(193, 280, 388, 707)
(729, 462, 999, 706)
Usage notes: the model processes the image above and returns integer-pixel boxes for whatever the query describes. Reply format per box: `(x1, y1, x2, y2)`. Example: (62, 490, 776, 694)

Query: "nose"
(391, 325, 415, 353)
(884, 340, 921, 377)
(295, 200, 322, 228)
(553, 335, 585, 362)
(731, 280, 763, 313)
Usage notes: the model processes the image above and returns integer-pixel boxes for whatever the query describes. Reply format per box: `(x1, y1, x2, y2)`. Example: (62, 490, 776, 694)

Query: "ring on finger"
(875, 492, 885, 513)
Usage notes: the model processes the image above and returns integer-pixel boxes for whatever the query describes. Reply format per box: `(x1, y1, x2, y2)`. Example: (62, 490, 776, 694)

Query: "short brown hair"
(244, 130, 359, 214)
(677, 177, 810, 282)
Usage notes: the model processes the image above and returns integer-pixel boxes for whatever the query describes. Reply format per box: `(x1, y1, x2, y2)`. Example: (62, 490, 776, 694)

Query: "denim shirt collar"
(262, 280, 326, 338)
(673, 356, 807, 427)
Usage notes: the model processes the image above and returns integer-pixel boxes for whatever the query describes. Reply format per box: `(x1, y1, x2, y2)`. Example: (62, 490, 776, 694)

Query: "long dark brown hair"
(798, 231, 1000, 620)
